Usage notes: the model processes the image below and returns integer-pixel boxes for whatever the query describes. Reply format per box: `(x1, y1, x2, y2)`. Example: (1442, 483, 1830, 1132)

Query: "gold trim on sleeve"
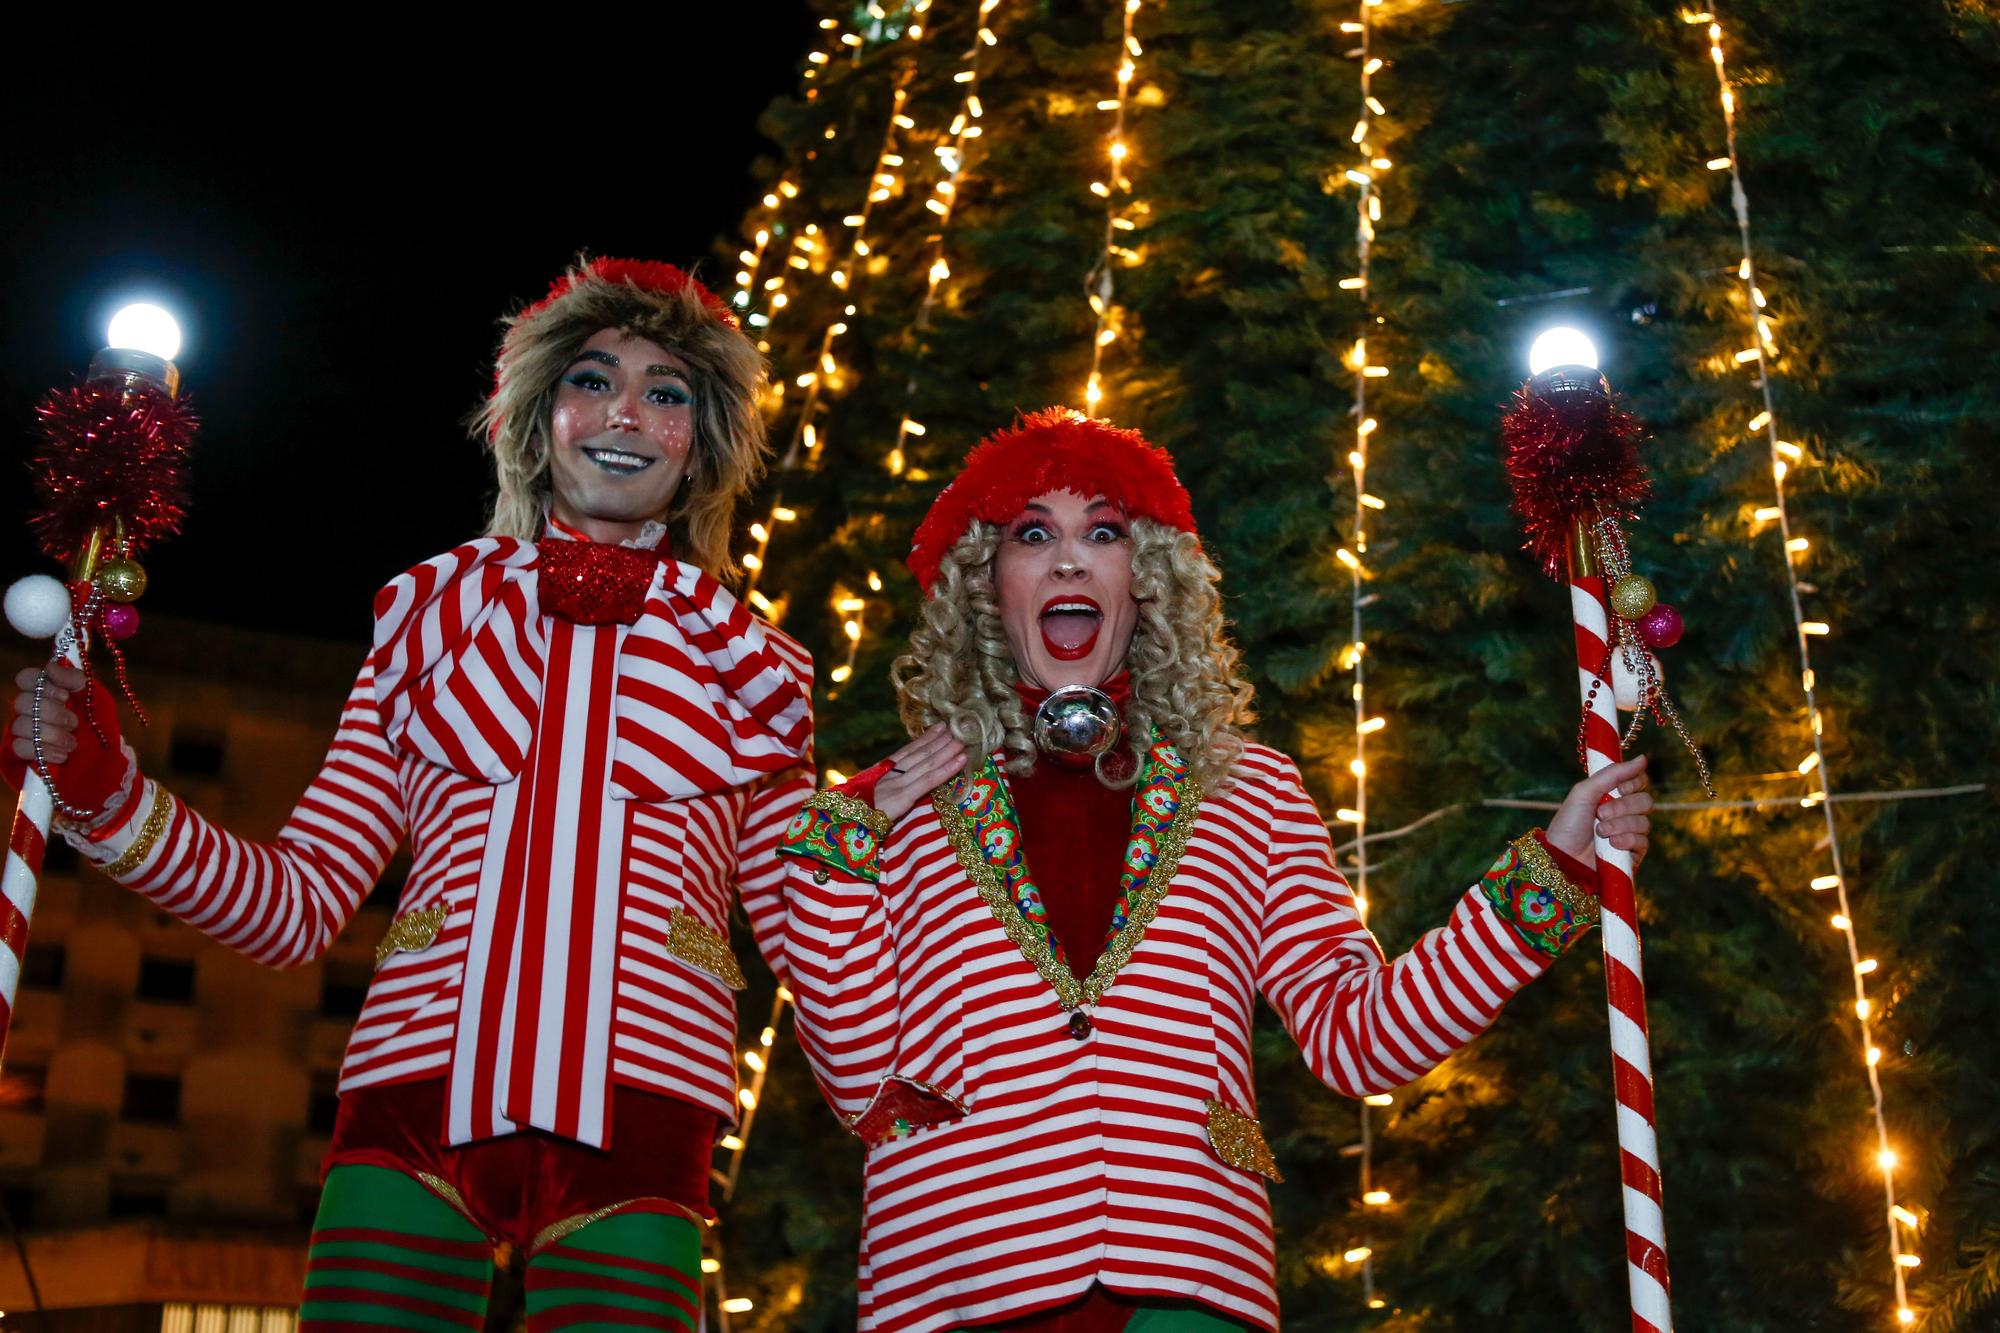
(1205, 1098, 1283, 1182)
(667, 910, 748, 990)
(374, 903, 449, 968)
(103, 786, 172, 880)
(804, 788, 891, 840)
(1511, 833, 1601, 925)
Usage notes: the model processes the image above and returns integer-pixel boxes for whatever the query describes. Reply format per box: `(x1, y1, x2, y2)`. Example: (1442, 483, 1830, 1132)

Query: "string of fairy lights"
(743, 27, 930, 601)
(740, 0, 1004, 701)
(831, 0, 1008, 696)
(707, 9, 931, 1324)
(1080, 0, 1145, 413)
(1685, 8, 1920, 1326)
(1327, 0, 1398, 1311)
(884, 0, 1004, 483)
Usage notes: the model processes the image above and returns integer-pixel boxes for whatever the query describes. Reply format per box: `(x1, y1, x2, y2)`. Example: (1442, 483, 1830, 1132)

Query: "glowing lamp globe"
(1528, 327, 1598, 376)
(107, 304, 183, 362)
(1525, 326, 1608, 403)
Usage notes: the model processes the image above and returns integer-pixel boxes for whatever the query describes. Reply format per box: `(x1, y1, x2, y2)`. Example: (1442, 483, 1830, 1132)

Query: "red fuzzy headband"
(521, 257, 738, 329)
(907, 408, 1198, 593)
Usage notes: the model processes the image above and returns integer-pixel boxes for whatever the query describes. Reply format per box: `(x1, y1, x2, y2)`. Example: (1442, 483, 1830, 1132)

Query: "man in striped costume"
(8, 259, 813, 1332)
(778, 410, 1652, 1332)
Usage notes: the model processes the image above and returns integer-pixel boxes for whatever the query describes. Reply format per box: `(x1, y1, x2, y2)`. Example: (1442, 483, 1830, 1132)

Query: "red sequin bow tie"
(535, 538, 662, 626)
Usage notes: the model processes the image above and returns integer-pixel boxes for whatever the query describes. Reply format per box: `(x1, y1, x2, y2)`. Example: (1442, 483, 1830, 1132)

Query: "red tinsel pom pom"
(1500, 385, 1650, 580)
(30, 383, 197, 563)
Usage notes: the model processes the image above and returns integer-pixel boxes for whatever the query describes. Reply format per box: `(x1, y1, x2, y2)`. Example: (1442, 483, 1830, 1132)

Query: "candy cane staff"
(6, 259, 815, 1333)
(1502, 336, 1715, 1333)
(773, 408, 1654, 1333)
(3, 320, 196, 1073)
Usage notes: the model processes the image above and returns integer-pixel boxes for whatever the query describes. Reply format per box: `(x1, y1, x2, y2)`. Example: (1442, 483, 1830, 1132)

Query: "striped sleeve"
(735, 767, 814, 982)
(1253, 753, 1555, 1099)
(778, 840, 901, 1125)
(86, 656, 408, 969)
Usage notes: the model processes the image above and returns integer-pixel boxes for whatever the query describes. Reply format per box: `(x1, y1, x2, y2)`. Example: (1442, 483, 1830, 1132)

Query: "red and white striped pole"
(1569, 522, 1672, 1333)
(0, 637, 86, 1068)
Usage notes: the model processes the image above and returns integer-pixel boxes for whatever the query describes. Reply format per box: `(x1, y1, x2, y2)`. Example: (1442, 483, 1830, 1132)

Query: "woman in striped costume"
(8, 259, 813, 1333)
(778, 410, 1651, 1332)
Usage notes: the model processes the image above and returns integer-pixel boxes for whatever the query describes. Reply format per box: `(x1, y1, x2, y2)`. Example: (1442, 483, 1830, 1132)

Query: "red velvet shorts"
(324, 1079, 719, 1252)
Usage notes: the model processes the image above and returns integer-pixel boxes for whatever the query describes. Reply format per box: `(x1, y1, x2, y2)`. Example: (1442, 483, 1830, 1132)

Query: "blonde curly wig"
(892, 516, 1256, 793)
(473, 260, 767, 578)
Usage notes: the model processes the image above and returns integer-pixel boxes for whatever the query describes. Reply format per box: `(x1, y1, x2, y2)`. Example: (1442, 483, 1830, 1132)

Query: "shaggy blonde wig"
(473, 260, 767, 578)
(893, 516, 1256, 793)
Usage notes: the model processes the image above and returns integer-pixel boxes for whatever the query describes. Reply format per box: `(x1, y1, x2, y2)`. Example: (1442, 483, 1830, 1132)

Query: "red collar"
(1015, 671, 1132, 712)
(536, 514, 673, 626)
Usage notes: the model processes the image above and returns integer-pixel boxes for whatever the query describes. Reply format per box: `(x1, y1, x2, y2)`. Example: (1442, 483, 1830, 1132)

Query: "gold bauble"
(95, 558, 149, 604)
(1609, 573, 1656, 621)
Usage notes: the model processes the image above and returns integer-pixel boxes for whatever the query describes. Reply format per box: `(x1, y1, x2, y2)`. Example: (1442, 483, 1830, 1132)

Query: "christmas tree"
(721, 1, 2000, 1328)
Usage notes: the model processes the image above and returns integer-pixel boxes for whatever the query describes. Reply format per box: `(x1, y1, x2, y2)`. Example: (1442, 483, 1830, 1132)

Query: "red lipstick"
(1038, 594, 1103, 662)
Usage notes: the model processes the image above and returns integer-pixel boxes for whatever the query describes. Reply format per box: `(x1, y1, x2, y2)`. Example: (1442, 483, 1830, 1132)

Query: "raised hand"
(869, 723, 969, 827)
(1545, 754, 1652, 872)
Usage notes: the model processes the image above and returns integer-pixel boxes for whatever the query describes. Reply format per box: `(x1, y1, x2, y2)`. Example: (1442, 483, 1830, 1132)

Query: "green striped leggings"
(299, 1165, 703, 1333)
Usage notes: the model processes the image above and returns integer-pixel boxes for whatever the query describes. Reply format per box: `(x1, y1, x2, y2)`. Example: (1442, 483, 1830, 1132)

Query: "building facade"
(0, 618, 395, 1331)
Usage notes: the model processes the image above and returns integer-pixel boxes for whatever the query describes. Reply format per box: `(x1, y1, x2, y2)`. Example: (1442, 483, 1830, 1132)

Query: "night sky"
(1, 13, 818, 643)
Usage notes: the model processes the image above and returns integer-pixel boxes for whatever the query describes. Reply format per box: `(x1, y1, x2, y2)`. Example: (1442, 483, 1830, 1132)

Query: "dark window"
(120, 1074, 181, 1124)
(21, 944, 65, 991)
(167, 732, 225, 778)
(0, 1066, 45, 1114)
(136, 958, 196, 1003)
(108, 1183, 170, 1218)
(0, 1186, 34, 1229)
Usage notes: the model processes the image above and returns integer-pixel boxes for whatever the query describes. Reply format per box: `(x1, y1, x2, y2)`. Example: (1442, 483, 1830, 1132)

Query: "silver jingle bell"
(1033, 684, 1122, 761)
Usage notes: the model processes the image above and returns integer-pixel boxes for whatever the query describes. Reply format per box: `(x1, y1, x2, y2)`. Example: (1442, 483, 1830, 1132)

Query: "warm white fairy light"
(1080, 0, 1146, 412)
(1338, 0, 1394, 1311)
(1690, 10, 1916, 1322)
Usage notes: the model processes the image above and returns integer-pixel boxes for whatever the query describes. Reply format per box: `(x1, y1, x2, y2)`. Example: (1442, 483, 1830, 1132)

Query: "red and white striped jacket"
(78, 535, 813, 1148)
(779, 741, 1582, 1333)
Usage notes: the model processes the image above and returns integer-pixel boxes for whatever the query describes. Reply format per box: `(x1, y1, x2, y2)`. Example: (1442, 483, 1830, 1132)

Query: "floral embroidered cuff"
(779, 789, 889, 885)
(1479, 830, 1601, 958)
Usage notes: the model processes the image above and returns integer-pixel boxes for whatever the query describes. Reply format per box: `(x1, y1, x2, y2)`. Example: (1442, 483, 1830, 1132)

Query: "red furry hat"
(908, 408, 1198, 594)
(519, 257, 737, 329)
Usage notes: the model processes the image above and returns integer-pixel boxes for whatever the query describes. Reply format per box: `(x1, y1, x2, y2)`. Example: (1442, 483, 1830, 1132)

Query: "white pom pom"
(5, 575, 72, 640)
(1610, 647, 1665, 711)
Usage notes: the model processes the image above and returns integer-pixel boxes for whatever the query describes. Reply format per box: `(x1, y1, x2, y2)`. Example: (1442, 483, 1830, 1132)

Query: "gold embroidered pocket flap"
(667, 910, 748, 990)
(374, 904, 448, 967)
(1206, 1098, 1283, 1182)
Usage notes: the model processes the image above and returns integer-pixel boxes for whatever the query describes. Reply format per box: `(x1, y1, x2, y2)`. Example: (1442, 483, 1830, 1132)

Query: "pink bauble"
(102, 603, 140, 641)
(1637, 603, 1684, 650)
